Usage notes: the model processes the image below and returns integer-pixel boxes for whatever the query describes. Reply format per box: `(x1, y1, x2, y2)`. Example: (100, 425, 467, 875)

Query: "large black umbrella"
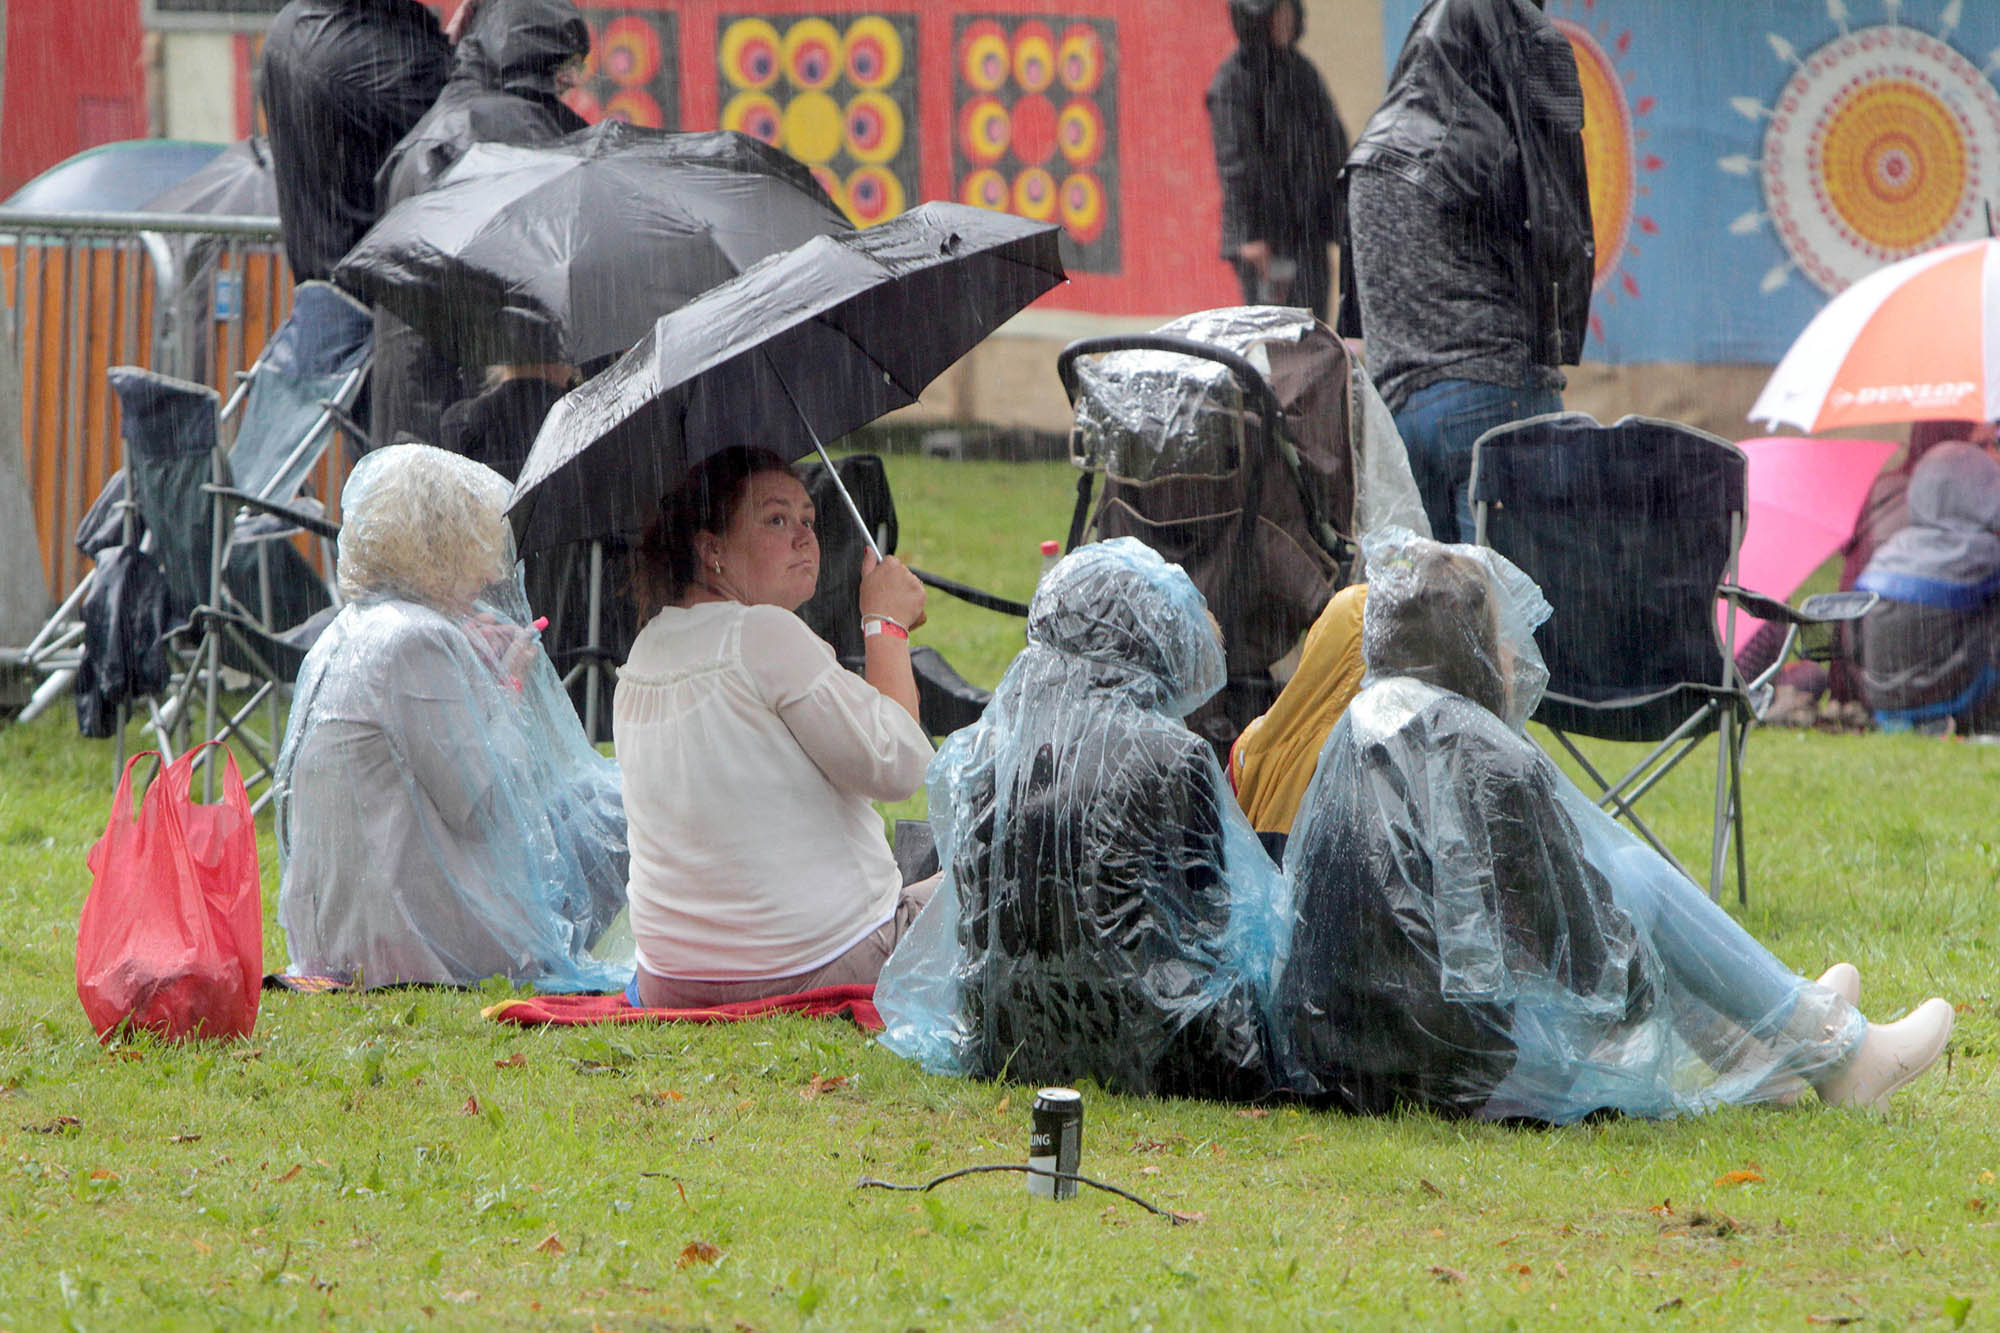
(507, 201, 1065, 558)
(331, 122, 852, 367)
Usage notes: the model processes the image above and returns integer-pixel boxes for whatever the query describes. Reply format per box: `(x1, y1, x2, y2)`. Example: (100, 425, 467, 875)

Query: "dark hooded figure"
(258, 0, 451, 284)
(1278, 529, 1951, 1122)
(367, 0, 592, 453)
(1338, 0, 1594, 544)
(1205, 0, 1348, 320)
(876, 539, 1291, 1102)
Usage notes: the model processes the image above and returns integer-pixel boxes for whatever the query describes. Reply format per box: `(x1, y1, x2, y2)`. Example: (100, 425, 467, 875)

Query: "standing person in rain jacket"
(1338, 0, 1593, 543)
(369, 0, 592, 453)
(1205, 0, 1348, 320)
(258, 0, 450, 283)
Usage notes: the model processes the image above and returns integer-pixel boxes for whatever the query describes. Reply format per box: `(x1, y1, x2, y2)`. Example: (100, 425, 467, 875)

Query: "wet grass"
(1, 455, 1996, 1329)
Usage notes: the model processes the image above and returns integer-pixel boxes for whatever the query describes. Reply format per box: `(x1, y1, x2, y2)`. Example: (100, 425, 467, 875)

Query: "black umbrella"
(506, 201, 1065, 559)
(142, 137, 279, 217)
(331, 121, 852, 367)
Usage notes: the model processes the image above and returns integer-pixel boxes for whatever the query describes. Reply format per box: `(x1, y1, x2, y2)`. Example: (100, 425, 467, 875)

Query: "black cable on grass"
(855, 1163, 1193, 1222)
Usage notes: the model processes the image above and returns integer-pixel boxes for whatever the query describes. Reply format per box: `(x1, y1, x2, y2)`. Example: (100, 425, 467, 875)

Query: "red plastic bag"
(77, 746, 262, 1042)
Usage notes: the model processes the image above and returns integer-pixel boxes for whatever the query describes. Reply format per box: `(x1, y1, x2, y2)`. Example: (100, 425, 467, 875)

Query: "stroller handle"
(1055, 335, 1286, 437)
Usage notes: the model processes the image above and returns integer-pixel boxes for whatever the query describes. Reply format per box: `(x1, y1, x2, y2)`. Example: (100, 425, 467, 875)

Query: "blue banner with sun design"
(1377, 0, 2000, 364)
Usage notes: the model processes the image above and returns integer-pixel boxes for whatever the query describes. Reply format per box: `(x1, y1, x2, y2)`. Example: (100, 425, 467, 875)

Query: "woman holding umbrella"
(616, 448, 935, 1006)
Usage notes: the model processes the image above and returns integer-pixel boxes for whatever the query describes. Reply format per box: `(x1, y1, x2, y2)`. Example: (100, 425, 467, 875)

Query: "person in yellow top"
(1228, 582, 1367, 840)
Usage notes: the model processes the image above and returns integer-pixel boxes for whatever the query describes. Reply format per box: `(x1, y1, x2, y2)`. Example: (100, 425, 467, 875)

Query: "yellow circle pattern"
(781, 91, 844, 165)
(781, 17, 843, 92)
(720, 18, 781, 91)
(1820, 79, 1966, 251)
(844, 15, 903, 90)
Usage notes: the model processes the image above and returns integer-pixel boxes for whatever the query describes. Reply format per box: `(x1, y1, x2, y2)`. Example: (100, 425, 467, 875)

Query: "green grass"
(2, 455, 1997, 1330)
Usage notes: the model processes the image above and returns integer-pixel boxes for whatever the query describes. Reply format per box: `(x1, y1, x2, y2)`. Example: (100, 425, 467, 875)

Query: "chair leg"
(1553, 727, 1698, 879)
(1709, 707, 1734, 900)
(1731, 710, 1751, 905)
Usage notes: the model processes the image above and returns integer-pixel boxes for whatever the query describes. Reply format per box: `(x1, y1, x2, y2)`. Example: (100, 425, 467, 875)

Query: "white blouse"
(614, 600, 933, 981)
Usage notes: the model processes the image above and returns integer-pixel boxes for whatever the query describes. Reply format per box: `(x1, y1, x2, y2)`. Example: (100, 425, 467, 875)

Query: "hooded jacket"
(259, 0, 450, 282)
(374, 0, 591, 208)
(368, 0, 591, 453)
(1335, 0, 1593, 367)
(875, 539, 1291, 1101)
(1206, 0, 1349, 255)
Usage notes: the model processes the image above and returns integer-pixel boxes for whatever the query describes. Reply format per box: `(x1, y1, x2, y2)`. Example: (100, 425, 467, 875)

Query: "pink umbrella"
(1728, 436, 1900, 638)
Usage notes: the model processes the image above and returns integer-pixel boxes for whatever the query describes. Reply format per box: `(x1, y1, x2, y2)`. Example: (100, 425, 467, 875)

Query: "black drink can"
(1028, 1087, 1083, 1200)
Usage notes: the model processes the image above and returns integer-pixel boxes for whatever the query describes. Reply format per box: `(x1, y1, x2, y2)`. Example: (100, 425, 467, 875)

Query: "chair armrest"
(911, 567, 1031, 618)
(1797, 590, 1877, 622)
(1719, 584, 1876, 626)
(1717, 583, 1805, 624)
(203, 484, 341, 540)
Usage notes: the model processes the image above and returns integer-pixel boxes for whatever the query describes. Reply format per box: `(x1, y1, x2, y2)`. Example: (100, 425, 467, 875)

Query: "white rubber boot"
(1816, 962, 1860, 1008)
(1814, 998, 1955, 1111)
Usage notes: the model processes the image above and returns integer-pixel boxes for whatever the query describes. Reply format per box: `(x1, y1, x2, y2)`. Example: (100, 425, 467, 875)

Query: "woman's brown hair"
(627, 446, 797, 616)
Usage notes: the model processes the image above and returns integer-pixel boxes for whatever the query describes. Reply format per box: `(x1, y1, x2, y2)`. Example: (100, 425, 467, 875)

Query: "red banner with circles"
(565, 9, 681, 129)
(952, 14, 1119, 273)
(552, 1, 1241, 317)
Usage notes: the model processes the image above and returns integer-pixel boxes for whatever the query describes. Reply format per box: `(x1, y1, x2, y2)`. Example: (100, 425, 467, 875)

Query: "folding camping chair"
(135, 280, 372, 800)
(1468, 412, 1873, 903)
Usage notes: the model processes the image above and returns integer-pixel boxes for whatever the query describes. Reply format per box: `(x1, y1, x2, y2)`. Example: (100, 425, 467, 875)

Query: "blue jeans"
(1392, 378, 1564, 544)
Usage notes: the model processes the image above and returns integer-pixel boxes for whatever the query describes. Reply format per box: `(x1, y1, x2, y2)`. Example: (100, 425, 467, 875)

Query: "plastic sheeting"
(274, 444, 629, 990)
(1068, 305, 1426, 542)
(876, 538, 1291, 1100)
(1278, 529, 1864, 1121)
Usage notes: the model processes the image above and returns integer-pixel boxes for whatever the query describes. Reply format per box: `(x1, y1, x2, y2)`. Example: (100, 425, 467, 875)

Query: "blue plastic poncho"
(1278, 529, 1864, 1122)
(876, 538, 1291, 1099)
(274, 444, 629, 990)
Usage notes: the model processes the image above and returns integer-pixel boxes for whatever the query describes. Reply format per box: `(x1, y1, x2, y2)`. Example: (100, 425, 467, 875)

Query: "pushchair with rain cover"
(1059, 307, 1379, 757)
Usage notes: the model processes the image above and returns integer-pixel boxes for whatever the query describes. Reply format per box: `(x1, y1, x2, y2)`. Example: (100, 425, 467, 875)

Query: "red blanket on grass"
(481, 984, 883, 1032)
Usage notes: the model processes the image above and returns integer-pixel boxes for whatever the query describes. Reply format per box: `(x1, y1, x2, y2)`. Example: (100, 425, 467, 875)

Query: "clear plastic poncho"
(876, 538, 1292, 1100)
(1277, 529, 1863, 1122)
(274, 444, 630, 990)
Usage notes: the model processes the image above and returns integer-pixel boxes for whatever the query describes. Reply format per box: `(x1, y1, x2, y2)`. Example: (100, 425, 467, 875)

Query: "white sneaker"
(1816, 962, 1860, 1008)
(1814, 998, 1955, 1111)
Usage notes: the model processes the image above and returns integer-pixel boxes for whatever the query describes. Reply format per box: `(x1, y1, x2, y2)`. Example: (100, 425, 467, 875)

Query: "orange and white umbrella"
(1750, 238, 1998, 433)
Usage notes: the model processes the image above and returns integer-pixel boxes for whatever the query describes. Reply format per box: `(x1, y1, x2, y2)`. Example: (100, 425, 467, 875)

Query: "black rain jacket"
(369, 0, 591, 452)
(1205, 0, 1349, 256)
(259, 0, 450, 282)
(1335, 0, 1593, 367)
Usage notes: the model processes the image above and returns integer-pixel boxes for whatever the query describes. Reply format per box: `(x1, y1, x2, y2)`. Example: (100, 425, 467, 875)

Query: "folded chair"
(137, 280, 372, 801)
(1469, 413, 1872, 903)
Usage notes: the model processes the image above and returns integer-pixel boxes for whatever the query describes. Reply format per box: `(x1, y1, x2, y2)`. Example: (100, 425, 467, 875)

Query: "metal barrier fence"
(0, 208, 304, 609)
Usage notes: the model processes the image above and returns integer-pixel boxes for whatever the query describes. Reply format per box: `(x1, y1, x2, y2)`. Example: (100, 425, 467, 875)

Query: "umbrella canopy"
(331, 122, 851, 367)
(142, 137, 278, 217)
(1729, 435, 1900, 637)
(1751, 239, 2000, 433)
(507, 201, 1065, 558)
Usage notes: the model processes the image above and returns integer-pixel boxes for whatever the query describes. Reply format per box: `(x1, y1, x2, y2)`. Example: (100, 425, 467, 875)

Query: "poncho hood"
(452, 0, 590, 100)
(1359, 527, 1551, 732)
(1025, 537, 1226, 717)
